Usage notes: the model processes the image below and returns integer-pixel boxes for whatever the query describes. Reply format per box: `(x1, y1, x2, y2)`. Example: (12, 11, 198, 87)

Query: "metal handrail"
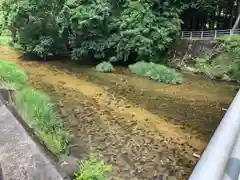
(181, 29, 240, 40)
(189, 90, 240, 180)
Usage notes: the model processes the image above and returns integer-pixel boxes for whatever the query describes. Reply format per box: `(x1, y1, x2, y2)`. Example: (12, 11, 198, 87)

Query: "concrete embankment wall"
(169, 39, 218, 59)
(0, 88, 66, 180)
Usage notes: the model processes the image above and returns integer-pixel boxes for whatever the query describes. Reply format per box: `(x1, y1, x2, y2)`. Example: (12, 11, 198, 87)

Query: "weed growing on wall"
(15, 87, 71, 155)
(96, 61, 114, 73)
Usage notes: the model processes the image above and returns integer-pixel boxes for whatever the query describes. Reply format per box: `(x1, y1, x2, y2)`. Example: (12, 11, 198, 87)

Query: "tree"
(1, 0, 189, 62)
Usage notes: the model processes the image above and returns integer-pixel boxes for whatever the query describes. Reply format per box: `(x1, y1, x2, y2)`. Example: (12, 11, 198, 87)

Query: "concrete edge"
(0, 87, 71, 180)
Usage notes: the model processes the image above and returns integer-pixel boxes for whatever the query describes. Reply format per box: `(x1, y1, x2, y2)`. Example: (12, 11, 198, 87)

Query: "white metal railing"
(189, 90, 240, 180)
(181, 29, 240, 40)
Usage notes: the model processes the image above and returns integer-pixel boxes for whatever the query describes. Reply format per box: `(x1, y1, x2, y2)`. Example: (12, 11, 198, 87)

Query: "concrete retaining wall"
(0, 96, 65, 179)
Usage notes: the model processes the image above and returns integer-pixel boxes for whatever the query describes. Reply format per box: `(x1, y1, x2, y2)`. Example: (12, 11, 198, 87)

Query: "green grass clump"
(217, 35, 240, 41)
(96, 61, 114, 73)
(15, 88, 70, 155)
(0, 60, 28, 89)
(75, 154, 112, 180)
(0, 36, 12, 46)
(129, 61, 184, 84)
(195, 55, 238, 80)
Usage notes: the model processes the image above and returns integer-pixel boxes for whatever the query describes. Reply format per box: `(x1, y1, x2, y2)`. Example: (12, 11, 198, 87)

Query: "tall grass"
(14, 88, 70, 155)
(0, 60, 28, 89)
(129, 61, 184, 84)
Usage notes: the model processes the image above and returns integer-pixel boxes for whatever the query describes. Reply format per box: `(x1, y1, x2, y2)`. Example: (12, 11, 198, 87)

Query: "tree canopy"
(0, 0, 189, 61)
(1, 0, 239, 62)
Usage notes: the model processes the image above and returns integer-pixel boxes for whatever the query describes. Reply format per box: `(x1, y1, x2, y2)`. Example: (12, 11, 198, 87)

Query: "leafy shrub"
(195, 58, 211, 73)
(219, 36, 240, 79)
(96, 61, 114, 73)
(129, 61, 184, 84)
(60, 0, 117, 61)
(75, 154, 112, 180)
(0, 36, 11, 46)
(0, 60, 28, 89)
(15, 88, 70, 155)
(117, 1, 181, 61)
(2, 0, 187, 62)
(195, 56, 233, 80)
(2, 0, 67, 58)
(195, 36, 240, 80)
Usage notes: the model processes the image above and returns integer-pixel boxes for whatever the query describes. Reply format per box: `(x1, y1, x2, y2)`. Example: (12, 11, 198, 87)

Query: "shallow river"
(0, 46, 236, 179)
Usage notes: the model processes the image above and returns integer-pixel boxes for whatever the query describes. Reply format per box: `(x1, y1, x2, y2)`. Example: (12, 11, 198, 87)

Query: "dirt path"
(0, 47, 236, 179)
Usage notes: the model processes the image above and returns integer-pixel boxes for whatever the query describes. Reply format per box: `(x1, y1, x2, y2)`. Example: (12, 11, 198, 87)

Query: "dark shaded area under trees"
(181, 0, 240, 30)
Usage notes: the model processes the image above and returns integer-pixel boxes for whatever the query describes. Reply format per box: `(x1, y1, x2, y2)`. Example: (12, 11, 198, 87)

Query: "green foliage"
(129, 61, 184, 84)
(1, 0, 66, 58)
(1, 0, 188, 62)
(60, 0, 117, 61)
(195, 55, 240, 81)
(195, 58, 211, 73)
(96, 61, 114, 73)
(192, 36, 240, 80)
(0, 60, 70, 154)
(15, 88, 70, 155)
(75, 154, 112, 180)
(0, 60, 27, 89)
(117, 0, 182, 61)
(0, 36, 11, 45)
(220, 36, 240, 73)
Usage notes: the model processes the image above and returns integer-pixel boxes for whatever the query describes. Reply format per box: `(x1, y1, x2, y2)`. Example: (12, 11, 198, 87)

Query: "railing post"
(214, 30, 217, 39)
(181, 31, 184, 39)
(190, 32, 192, 40)
(201, 31, 203, 40)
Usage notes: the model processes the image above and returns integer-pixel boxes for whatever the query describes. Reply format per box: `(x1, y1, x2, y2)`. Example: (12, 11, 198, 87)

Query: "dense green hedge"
(1, 0, 188, 62)
(129, 61, 184, 84)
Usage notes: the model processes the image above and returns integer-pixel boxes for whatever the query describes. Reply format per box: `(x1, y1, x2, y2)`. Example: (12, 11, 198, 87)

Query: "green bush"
(0, 60, 28, 89)
(219, 36, 240, 79)
(15, 88, 70, 155)
(96, 61, 114, 73)
(0, 36, 11, 45)
(75, 154, 112, 180)
(129, 61, 184, 84)
(60, 0, 116, 61)
(1, 0, 67, 58)
(195, 56, 233, 80)
(1, 0, 187, 62)
(195, 36, 240, 80)
(195, 58, 212, 74)
(117, 1, 181, 61)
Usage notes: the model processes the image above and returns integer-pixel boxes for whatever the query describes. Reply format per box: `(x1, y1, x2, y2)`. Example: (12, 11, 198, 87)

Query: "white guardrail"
(189, 90, 240, 180)
(181, 29, 240, 40)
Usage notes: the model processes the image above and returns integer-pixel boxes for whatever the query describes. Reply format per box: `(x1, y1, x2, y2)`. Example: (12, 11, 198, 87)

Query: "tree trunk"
(237, 0, 240, 28)
(238, 0, 240, 15)
(229, 5, 234, 28)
